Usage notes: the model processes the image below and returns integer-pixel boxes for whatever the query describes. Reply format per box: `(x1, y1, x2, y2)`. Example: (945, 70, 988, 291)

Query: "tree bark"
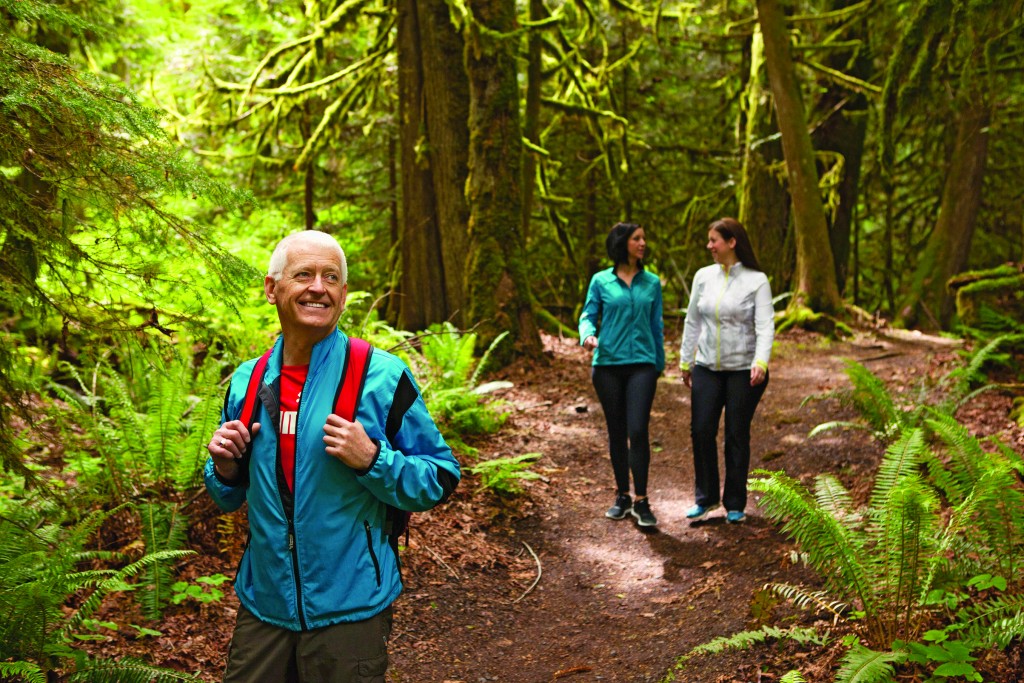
(809, 0, 871, 297)
(756, 0, 842, 314)
(738, 27, 793, 292)
(463, 0, 542, 358)
(395, 0, 470, 331)
(897, 104, 990, 329)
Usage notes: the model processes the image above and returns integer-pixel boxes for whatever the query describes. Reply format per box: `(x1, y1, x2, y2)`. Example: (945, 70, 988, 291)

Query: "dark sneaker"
(685, 503, 721, 520)
(631, 498, 658, 527)
(606, 493, 632, 520)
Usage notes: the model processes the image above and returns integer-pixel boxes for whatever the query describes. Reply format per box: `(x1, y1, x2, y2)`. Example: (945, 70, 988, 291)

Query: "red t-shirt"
(278, 364, 309, 493)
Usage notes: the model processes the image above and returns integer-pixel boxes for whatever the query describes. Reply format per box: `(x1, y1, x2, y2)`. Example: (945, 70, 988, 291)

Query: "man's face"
(264, 240, 347, 343)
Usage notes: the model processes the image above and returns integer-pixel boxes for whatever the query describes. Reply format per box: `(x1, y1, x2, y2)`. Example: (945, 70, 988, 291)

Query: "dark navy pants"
(690, 364, 769, 512)
(591, 363, 659, 498)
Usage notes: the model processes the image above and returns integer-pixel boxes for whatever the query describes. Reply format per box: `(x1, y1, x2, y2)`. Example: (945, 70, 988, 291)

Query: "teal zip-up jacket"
(578, 267, 665, 372)
(679, 262, 774, 372)
(204, 329, 460, 631)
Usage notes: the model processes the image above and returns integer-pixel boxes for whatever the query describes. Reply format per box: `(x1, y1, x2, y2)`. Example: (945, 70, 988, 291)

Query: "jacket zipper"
(284, 372, 309, 632)
(364, 521, 382, 587)
(714, 266, 730, 369)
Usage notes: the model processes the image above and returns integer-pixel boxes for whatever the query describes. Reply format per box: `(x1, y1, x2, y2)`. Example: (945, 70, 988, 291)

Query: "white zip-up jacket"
(679, 262, 774, 372)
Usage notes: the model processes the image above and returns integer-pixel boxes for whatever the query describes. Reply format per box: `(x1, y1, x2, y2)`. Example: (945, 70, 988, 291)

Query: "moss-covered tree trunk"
(808, 0, 871, 297)
(520, 0, 544, 244)
(463, 0, 542, 358)
(897, 104, 990, 329)
(738, 27, 793, 292)
(756, 0, 842, 314)
(395, 0, 470, 331)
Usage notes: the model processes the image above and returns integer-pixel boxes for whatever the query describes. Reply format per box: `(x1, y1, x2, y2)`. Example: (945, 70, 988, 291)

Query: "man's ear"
(339, 283, 348, 311)
(264, 276, 277, 304)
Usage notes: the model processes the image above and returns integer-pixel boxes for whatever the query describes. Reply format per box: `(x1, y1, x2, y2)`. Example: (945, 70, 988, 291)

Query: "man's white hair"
(267, 231, 347, 284)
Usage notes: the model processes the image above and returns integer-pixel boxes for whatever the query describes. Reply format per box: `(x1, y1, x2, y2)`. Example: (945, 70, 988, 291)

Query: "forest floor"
(85, 328, 1024, 682)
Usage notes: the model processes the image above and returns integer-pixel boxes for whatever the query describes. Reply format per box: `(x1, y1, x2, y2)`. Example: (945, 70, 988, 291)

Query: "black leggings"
(690, 364, 768, 511)
(591, 363, 659, 498)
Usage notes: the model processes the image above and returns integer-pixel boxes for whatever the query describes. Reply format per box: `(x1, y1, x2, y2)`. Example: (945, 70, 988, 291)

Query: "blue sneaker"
(726, 510, 746, 524)
(685, 503, 720, 520)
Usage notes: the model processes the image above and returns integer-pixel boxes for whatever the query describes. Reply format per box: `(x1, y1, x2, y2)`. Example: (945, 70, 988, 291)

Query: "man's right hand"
(208, 420, 261, 482)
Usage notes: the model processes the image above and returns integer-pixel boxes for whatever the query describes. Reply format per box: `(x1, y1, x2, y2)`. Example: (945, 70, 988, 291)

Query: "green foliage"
(807, 359, 912, 441)
(663, 626, 825, 680)
(171, 574, 229, 605)
(748, 350, 1024, 682)
(0, 502, 197, 681)
(138, 502, 191, 619)
(47, 340, 229, 503)
(835, 642, 904, 683)
(468, 453, 543, 495)
(410, 324, 511, 455)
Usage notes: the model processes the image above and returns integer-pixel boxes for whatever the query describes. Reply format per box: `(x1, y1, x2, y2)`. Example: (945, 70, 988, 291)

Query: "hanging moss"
(951, 264, 1024, 331)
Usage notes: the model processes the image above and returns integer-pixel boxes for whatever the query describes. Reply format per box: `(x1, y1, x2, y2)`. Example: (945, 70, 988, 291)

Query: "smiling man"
(204, 230, 460, 682)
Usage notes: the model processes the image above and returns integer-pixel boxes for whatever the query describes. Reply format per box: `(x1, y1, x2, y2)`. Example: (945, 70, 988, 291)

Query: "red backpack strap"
(333, 337, 373, 420)
(235, 348, 273, 478)
(238, 348, 274, 430)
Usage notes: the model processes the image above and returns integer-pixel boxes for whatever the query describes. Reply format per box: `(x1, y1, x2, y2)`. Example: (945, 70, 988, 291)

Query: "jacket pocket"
(363, 520, 382, 587)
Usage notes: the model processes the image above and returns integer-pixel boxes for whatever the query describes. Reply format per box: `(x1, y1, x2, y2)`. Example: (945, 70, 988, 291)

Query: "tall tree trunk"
(897, 105, 990, 329)
(738, 27, 793, 292)
(520, 0, 544, 244)
(395, 0, 469, 331)
(809, 0, 871, 296)
(463, 0, 542, 358)
(756, 0, 842, 314)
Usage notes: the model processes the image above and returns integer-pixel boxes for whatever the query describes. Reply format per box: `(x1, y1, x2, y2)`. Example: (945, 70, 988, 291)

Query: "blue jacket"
(204, 330, 460, 631)
(578, 267, 665, 372)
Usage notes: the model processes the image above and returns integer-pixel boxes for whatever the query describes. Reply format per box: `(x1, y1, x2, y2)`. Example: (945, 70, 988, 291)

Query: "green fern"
(137, 502, 191, 619)
(835, 643, 904, 683)
(0, 502, 196, 680)
(468, 453, 543, 495)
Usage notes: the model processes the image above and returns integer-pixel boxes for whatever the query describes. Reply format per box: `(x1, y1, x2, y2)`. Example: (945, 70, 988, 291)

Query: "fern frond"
(814, 475, 860, 528)
(685, 625, 825, 659)
(868, 428, 928, 512)
(750, 471, 874, 614)
(871, 475, 939, 643)
(835, 643, 905, 683)
(0, 661, 46, 683)
(67, 657, 202, 682)
(808, 421, 872, 439)
(765, 582, 848, 619)
(959, 594, 1024, 648)
(470, 330, 509, 387)
(780, 672, 807, 683)
(841, 360, 907, 439)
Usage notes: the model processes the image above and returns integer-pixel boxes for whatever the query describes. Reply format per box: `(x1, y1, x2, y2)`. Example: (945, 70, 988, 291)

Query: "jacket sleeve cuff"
(680, 361, 691, 372)
(754, 360, 768, 371)
(355, 438, 383, 477)
(213, 464, 245, 487)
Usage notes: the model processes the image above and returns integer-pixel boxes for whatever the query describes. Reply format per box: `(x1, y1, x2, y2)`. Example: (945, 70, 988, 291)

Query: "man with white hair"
(205, 230, 460, 682)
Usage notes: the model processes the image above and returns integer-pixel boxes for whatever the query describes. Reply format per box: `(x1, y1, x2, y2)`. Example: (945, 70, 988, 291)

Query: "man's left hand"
(323, 414, 377, 470)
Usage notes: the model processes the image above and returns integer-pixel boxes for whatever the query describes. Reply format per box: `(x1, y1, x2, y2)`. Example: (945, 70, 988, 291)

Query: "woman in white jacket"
(679, 218, 774, 524)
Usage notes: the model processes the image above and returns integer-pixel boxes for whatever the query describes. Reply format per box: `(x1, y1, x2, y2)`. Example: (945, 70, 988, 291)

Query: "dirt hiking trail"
(386, 330, 974, 683)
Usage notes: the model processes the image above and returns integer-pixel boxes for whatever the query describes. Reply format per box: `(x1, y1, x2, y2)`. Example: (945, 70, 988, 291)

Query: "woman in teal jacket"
(579, 222, 665, 527)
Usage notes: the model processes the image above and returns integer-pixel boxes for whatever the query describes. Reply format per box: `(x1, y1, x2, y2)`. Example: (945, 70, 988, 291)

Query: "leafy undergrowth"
(46, 330, 1024, 681)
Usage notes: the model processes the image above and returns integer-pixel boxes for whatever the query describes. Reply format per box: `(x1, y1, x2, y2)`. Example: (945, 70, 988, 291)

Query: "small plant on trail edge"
(410, 323, 512, 456)
(171, 574, 230, 605)
(468, 453, 543, 495)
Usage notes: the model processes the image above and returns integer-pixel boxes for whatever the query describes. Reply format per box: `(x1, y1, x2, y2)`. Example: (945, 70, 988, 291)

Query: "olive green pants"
(223, 605, 392, 683)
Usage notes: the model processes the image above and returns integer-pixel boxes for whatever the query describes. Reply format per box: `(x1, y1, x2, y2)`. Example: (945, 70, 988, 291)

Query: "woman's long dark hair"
(709, 217, 762, 272)
(605, 222, 644, 267)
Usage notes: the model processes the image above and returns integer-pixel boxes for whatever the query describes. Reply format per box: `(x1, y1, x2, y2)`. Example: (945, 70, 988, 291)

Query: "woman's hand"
(750, 366, 766, 386)
(681, 369, 692, 388)
(583, 336, 599, 352)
